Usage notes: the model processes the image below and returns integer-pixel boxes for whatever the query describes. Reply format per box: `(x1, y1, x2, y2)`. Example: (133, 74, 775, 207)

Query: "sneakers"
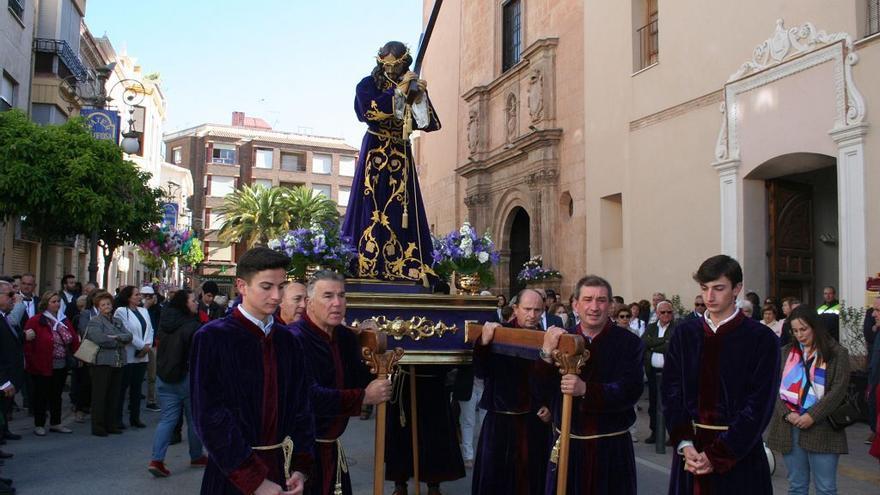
(145, 403, 161, 412)
(190, 456, 208, 467)
(148, 461, 171, 478)
(33, 427, 46, 437)
(866, 433, 876, 445)
(49, 425, 72, 434)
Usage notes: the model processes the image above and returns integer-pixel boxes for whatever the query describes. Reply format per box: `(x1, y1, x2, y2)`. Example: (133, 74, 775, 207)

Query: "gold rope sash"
(252, 435, 294, 481)
(316, 438, 349, 495)
(692, 421, 729, 434)
(549, 426, 632, 464)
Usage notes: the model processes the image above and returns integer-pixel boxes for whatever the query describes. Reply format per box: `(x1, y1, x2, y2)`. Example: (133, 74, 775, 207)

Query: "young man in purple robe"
(541, 275, 644, 494)
(287, 270, 392, 495)
(190, 247, 314, 495)
(473, 289, 553, 495)
(662, 255, 780, 494)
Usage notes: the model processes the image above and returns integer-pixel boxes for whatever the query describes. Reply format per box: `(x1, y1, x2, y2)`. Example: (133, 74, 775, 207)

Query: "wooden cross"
(465, 322, 588, 495)
(359, 327, 405, 495)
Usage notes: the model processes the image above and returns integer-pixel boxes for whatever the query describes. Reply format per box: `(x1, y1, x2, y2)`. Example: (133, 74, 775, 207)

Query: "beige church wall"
(853, 39, 880, 283)
(734, 60, 839, 175)
(621, 103, 722, 302)
(417, 0, 465, 235)
(629, 0, 857, 120)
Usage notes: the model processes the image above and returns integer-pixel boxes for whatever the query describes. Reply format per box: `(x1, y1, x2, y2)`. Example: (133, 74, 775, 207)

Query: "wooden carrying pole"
(360, 328, 404, 495)
(409, 365, 420, 495)
(465, 323, 586, 495)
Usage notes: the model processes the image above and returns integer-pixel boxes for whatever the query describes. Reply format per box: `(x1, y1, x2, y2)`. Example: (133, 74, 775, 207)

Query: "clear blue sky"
(84, 1, 424, 147)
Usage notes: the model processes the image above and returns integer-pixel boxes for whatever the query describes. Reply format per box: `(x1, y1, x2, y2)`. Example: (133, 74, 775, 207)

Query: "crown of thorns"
(376, 47, 411, 66)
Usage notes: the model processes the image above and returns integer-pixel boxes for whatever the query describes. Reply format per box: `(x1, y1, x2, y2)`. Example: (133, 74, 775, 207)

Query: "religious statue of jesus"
(341, 41, 441, 284)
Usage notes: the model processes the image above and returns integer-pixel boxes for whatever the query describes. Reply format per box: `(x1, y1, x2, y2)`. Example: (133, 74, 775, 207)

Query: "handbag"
(73, 326, 100, 364)
(826, 397, 860, 430)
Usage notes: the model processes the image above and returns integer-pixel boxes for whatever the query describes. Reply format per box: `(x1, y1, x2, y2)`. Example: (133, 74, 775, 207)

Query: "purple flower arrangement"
(516, 255, 562, 283)
(431, 222, 499, 285)
(268, 221, 356, 280)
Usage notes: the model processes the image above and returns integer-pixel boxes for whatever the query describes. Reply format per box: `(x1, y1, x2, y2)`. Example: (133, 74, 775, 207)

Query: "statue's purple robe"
(662, 311, 780, 495)
(539, 321, 644, 495)
(471, 319, 551, 495)
(288, 315, 371, 495)
(342, 75, 440, 282)
(384, 365, 465, 485)
(189, 308, 315, 495)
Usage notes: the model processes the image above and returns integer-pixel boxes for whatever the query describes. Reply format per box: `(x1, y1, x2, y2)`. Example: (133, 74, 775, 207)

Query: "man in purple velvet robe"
(662, 255, 780, 494)
(288, 270, 392, 495)
(473, 289, 553, 495)
(190, 248, 314, 495)
(342, 41, 440, 283)
(541, 275, 644, 495)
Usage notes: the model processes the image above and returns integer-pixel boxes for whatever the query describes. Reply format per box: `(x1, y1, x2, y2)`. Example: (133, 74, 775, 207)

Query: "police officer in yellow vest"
(817, 286, 841, 315)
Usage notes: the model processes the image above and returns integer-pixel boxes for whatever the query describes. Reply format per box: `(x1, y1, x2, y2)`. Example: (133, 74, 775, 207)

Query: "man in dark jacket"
(642, 300, 676, 444)
(0, 279, 21, 489)
(197, 281, 224, 322)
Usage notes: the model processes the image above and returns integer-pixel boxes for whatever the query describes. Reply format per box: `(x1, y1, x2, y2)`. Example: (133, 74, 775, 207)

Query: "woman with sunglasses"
(768, 306, 849, 495)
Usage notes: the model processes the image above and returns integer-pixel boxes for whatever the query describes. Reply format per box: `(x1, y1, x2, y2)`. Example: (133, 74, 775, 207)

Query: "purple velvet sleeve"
(579, 336, 644, 413)
(354, 77, 396, 124)
(704, 330, 780, 473)
(190, 329, 266, 493)
(662, 325, 697, 446)
(284, 335, 316, 477)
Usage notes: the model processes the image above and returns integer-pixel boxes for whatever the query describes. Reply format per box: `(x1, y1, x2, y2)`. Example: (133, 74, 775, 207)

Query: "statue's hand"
(396, 71, 418, 94)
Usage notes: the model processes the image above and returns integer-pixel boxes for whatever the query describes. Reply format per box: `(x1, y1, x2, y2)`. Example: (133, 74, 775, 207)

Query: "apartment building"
(163, 112, 358, 289)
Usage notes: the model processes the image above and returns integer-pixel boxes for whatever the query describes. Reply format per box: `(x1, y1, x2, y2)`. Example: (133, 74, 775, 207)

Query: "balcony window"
(211, 143, 236, 165)
(208, 211, 225, 230)
(253, 178, 273, 189)
(209, 175, 236, 197)
(207, 243, 233, 262)
(502, 0, 522, 72)
(312, 184, 331, 198)
(337, 186, 351, 207)
(634, 0, 659, 71)
(255, 148, 273, 169)
(281, 152, 306, 172)
(312, 153, 332, 175)
(869, 0, 880, 37)
(8, 0, 24, 21)
(0, 73, 15, 111)
(339, 156, 356, 177)
(171, 146, 182, 164)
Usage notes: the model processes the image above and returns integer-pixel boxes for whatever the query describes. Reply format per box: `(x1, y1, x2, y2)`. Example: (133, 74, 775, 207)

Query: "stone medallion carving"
(714, 19, 867, 162)
(527, 69, 544, 122)
(506, 93, 518, 142)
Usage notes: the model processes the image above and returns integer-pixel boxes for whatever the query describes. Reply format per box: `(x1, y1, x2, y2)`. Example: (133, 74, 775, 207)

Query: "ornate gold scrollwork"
(352, 316, 458, 341)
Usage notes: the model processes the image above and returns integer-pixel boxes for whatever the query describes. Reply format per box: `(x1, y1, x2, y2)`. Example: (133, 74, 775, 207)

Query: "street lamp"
(59, 64, 146, 284)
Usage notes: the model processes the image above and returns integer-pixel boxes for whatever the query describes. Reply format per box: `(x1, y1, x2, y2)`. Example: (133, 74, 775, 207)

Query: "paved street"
(1, 392, 878, 494)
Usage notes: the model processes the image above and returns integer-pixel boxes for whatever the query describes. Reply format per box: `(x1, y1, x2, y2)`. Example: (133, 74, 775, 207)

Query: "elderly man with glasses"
(643, 300, 676, 444)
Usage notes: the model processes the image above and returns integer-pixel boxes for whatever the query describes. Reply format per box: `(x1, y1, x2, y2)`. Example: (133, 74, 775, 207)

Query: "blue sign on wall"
(80, 108, 120, 142)
(162, 203, 179, 227)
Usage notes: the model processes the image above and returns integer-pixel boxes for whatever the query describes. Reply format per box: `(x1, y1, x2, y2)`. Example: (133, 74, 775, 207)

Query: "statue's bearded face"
(382, 59, 407, 81)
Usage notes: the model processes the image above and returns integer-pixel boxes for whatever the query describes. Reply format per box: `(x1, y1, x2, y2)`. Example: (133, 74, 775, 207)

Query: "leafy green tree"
(0, 110, 163, 282)
(282, 185, 340, 229)
(216, 184, 291, 247)
(97, 166, 164, 287)
(215, 184, 340, 247)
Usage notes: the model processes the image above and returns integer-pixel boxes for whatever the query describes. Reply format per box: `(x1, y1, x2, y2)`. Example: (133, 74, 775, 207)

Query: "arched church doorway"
(508, 207, 530, 296)
(746, 153, 838, 307)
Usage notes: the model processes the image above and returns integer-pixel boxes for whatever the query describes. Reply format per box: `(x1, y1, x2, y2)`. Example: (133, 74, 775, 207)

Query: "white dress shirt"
(238, 305, 274, 336)
(651, 322, 670, 369)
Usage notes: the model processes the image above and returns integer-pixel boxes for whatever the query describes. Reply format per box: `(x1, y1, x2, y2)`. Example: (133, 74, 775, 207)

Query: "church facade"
(418, 0, 880, 308)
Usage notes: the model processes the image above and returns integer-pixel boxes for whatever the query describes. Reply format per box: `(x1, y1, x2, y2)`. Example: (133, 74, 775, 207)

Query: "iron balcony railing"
(33, 38, 88, 82)
(8, 0, 24, 20)
(636, 19, 659, 71)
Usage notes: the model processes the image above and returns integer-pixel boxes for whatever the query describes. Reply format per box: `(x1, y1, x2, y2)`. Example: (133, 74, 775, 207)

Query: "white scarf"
(42, 310, 68, 333)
